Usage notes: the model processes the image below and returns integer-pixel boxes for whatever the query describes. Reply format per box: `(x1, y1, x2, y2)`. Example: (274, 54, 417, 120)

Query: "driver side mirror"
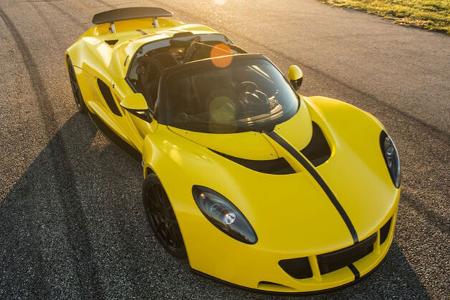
(287, 65, 304, 91)
(120, 93, 152, 122)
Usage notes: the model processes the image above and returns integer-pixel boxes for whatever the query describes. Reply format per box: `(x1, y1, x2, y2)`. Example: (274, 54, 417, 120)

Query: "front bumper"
(186, 193, 399, 293)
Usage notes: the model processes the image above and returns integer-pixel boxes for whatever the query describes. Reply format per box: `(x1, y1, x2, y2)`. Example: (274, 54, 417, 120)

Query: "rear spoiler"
(92, 7, 172, 28)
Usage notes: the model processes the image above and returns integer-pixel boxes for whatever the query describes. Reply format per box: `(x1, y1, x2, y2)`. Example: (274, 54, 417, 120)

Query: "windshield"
(158, 56, 299, 133)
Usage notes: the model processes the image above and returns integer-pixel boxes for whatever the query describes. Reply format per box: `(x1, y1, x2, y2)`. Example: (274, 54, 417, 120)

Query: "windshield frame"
(155, 54, 300, 133)
(125, 33, 233, 95)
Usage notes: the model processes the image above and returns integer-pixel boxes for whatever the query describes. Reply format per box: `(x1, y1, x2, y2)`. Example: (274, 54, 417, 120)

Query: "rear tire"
(142, 174, 187, 259)
(66, 56, 87, 113)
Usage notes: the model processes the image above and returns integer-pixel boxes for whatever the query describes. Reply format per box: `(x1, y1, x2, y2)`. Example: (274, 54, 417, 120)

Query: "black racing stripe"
(348, 264, 360, 280)
(266, 131, 359, 243)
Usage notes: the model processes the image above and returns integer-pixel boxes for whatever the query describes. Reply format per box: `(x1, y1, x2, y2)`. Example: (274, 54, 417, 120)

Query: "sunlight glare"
(213, 0, 226, 6)
(210, 43, 233, 68)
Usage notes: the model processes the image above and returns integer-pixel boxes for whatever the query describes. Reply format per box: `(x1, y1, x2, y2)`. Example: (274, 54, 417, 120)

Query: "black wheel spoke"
(143, 177, 186, 258)
(67, 57, 86, 113)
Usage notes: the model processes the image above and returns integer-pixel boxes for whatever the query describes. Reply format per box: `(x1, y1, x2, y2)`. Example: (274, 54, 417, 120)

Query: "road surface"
(0, 0, 449, 299)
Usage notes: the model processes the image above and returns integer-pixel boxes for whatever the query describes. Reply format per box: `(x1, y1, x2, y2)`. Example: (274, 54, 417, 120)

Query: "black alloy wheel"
(143, 174, 187, 258)
(66, 56, 87, 113)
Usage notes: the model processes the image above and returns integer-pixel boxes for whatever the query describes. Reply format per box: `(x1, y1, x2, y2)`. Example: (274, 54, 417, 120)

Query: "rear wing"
(92, 7, 172, 28)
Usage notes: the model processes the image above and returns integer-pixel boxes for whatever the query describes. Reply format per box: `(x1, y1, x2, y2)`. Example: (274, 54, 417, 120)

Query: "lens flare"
(209, 96, 237, 132)
(210, 43, 233, 68)
(213, 0, 226, 6)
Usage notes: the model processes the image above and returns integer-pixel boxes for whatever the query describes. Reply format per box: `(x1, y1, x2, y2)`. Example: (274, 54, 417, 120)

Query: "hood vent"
(301, 122, 331, 166)
(210, 149, 295, 175)
(105, 39, 119, 46)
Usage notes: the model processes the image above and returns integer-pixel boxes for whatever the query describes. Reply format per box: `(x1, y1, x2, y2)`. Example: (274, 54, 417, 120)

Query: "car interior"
(126, 33, 245, 109)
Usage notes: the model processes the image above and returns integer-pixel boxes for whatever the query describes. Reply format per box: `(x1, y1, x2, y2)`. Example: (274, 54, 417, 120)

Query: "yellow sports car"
(66, 7, 401, 293)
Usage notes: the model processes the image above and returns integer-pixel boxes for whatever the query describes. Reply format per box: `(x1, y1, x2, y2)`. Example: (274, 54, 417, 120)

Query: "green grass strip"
(320, 0, 450, 34)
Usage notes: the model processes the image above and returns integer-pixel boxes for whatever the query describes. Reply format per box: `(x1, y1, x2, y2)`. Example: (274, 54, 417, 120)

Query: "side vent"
(210, 150, 295, 175)
(301, 122, 331, 166)
(97, 79, 122, 116)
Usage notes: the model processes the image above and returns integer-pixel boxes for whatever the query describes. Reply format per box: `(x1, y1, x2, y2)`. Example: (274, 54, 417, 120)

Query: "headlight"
(380, 131, 400, 188)
(192, 186, 257, 244)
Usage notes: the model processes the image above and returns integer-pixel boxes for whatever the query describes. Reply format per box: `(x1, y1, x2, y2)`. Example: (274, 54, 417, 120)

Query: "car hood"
(162, 98, 398, 253)
(167, 99, 313, 161)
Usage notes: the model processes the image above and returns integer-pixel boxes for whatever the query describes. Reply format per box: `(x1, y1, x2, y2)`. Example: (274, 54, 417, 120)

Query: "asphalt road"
(0, 0, 449, 299)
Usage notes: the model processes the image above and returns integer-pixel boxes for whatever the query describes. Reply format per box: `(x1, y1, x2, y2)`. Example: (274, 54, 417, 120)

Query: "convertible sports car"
(66, 7, 401, 293)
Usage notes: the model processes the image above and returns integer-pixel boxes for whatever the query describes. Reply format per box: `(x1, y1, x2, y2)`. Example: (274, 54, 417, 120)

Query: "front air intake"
(279, 233, 378, 280)
(317, 233, 377, 275)
(278, 257, 313, 279)
(380, 217, 392, 244)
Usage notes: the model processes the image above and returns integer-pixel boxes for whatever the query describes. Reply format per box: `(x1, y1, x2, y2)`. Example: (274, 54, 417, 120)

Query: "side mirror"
(287, 65, 304, 91)
(120, 93, 152, 122)
(120, 93, 149, 111)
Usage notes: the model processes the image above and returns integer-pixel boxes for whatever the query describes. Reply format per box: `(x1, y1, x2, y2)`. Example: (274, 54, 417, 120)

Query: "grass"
(320, 0, 450, 34)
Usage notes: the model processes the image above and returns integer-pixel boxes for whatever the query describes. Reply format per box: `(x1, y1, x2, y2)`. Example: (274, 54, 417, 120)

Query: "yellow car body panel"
(140, 96, 399, 292)
(66, 17, 219, 152)
(66, 9, 400, 293)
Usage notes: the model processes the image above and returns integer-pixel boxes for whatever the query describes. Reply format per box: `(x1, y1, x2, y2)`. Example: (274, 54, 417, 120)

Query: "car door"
(90, 75, 144, 151)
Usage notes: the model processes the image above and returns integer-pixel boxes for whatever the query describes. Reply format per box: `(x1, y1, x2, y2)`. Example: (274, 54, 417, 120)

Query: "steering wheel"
(237, 81, 257, 94)
(237, 81, 269, 104)
(236, 81, 271, 116)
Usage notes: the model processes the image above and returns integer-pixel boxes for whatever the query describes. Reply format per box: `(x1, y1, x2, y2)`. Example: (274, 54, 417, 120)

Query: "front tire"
(142, 174, 187, 259)
(66, 56, 87, 113)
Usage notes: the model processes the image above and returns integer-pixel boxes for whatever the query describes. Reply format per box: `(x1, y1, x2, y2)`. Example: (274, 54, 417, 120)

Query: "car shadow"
(0, 112, 429, 299)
